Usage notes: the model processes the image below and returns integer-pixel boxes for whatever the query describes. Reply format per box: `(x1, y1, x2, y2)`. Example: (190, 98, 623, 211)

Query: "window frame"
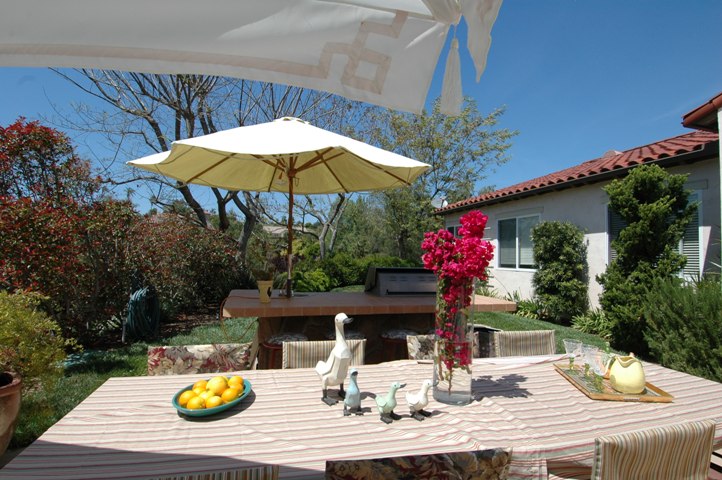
(496, 214, 540, 270)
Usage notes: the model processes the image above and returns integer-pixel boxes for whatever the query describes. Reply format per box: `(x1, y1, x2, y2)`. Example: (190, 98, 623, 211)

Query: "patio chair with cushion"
(325, 447, 512, 480)
(548, 419, 716, 480)
(406, 334, 435, 361)
(151, 464, 279, 480)
(147, 343, 253, 375)
(281, 339, 366, 369)
(493, 330, 556, 357)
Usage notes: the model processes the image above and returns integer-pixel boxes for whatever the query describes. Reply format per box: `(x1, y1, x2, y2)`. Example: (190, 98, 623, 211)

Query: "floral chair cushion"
(406, 335, 435, 361)
(325, 447, 512, 480)
(147, 343, 253, 375)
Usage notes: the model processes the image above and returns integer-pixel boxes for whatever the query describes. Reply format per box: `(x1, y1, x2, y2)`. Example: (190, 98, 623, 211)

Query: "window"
(498, 215, 539, 269)
(447, 225, 461, 237)
(607, 192, 701, 277)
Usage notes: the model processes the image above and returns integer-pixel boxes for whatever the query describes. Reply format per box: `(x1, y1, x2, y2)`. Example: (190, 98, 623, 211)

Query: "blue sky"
(1, 1, 721, 199)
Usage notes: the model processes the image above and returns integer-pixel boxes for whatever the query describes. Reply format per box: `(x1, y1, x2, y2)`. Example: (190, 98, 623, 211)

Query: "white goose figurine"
(406, 379, 433, 421)
(316, 312, 353, 405)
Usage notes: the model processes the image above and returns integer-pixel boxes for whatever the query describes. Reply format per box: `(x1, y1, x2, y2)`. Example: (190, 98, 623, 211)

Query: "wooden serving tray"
(554, 363, 674, 403)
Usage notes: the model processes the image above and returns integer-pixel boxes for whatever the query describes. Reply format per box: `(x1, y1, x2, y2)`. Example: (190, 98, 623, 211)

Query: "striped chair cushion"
(493, 330, 556, 357)
(591, 419, 716, 480)
(325, 447, 512, 480)
(151, 465, 279, 480)
(147, 343, 252, 375)
(282, 339, 366, 369)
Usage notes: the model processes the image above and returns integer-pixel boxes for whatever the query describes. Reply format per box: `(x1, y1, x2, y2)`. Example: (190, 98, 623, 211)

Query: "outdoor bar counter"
(221, 289, 516, 366)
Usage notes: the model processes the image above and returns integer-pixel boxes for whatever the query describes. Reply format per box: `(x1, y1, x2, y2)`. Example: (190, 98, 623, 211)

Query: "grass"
(12, 312, 607, 450)
(475, 311, 613, 354)
(10, 317, 255, 449)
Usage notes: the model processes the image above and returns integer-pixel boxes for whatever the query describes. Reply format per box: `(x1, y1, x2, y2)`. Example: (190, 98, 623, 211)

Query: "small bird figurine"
(315, 312, 353, 406)
(406, 379, 433, 421)
(343, 368, 362, 416)
(375, 381, 406, 424)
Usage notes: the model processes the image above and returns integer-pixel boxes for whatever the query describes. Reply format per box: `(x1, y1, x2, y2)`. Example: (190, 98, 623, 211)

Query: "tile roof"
(439, 130, 719, 213)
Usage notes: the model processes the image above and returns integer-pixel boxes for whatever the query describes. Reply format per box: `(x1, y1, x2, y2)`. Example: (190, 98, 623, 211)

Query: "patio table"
(2, 356, 721, 479)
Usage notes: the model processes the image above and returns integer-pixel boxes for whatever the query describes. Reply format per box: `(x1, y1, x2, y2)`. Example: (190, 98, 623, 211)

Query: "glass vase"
(433, 281, 474, 405)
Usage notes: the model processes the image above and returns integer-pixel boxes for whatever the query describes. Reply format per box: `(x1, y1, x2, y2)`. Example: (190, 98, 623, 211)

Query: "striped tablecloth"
(2, 356, 721, 479)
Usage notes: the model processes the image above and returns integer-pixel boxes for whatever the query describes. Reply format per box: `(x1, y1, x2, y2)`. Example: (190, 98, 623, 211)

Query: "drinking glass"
(563, 339, 582, 357)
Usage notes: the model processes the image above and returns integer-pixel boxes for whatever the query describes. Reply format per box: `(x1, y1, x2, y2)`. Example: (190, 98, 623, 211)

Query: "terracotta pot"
(0, 371, 22, 455)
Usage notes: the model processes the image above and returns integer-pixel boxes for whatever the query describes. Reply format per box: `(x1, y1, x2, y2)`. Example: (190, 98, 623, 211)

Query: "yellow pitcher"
(607, 353, 646, 394)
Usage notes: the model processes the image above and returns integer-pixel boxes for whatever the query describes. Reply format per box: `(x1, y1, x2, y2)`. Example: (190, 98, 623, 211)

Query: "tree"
(597, 164, 694, 357)
(53, 70, 370, 264)
(364, 98, 516, 261)
(531, 221, 588, 324)
(0, 118, 102, 204)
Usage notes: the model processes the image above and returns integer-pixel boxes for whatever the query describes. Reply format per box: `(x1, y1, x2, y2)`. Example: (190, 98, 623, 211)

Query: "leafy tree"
(597, 164, 694, 357)
(644, 276, 722, 382)
(0, 118, 102, 204)
(365, 98, 516, 261)
(54, 70, 370, 263)
(531, 221, 588, 324)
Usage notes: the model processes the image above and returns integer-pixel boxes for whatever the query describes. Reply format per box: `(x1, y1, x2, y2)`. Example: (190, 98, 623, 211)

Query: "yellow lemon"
(199, 390, 214, 401)
(178, 390, 197, 407)
(228, 376, 243, 388)
(206, 395, 223, 409)
(192, 386, 206, 396)
(186, 396, 205, 410)
(221, 387, 240, 403)
(207, 376, 229, 396)
(192, 379, 208, 391)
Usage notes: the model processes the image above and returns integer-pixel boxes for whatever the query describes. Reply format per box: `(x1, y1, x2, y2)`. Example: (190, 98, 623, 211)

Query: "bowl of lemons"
(172, 375, 252, 417)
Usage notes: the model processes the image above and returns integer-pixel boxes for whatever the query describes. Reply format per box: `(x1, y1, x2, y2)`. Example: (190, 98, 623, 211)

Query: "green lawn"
(475, 311, 613, 354)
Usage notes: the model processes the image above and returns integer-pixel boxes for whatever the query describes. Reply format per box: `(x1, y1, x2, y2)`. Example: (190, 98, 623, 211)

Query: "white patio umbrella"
(0, 0, 502, 115)
(127, 117, 430, 298)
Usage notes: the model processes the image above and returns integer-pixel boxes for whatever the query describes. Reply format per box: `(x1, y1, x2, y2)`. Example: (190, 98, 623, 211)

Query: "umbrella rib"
(184, 152, 234, 185)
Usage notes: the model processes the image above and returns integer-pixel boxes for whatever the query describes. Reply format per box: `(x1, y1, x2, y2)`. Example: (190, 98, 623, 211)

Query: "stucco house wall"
(443, 155, 720, 309)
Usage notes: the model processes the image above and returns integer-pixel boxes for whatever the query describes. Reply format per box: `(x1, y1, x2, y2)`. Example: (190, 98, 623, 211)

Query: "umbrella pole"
(286, 177, 294, 298)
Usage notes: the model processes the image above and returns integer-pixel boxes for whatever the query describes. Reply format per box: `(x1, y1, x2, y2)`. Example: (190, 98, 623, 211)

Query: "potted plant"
(249, 229, 282, 303)
(0, 369, 21, 456)
(0, 291, 74, 455)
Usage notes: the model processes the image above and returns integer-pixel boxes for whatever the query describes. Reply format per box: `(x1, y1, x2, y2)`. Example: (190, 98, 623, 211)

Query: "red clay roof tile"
(440, 130, 718, 213)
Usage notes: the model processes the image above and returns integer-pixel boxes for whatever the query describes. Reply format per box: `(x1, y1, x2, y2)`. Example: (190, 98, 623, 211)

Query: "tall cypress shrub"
(597, 164, 694, 357)
(531, 221, 588, 324)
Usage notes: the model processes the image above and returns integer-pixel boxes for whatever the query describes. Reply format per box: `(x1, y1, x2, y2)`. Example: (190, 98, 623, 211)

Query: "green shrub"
(0, 291, 77, 393)
(127, 214, 252, 317)
(597, 164, 693, 357)
(293, 269, 331, 292)
(531, 221, 588, 324)
(505, 291, 541, 320)
(643, 277, 722, 382)
(571, 309, 612, 340)
(317, 253, 413, 289)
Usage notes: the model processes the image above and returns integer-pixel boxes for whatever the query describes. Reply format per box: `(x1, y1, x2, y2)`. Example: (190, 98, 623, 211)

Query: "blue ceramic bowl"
(172, 378, 252, 417)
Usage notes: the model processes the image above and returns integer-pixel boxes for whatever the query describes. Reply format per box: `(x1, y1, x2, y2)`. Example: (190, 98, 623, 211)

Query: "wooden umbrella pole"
(286, 171, 294, 298)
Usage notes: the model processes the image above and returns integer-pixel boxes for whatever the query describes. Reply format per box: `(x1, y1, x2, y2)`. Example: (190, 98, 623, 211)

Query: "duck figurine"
(343, 368, 362, 416)
(406, 379, 433, 421)
(315, 312, 353, 406)
(375, 381, 406, 424)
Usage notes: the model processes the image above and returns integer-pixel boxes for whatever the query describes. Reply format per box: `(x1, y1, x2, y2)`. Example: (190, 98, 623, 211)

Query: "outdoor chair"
(547, 419, 716, 480)
(281, 339, 366, 369)
(147, 343, 253, 375)
(324, 447, 512, 480)
(492, 330, 556, 357)
(406, 334, 436, 361)
(407, 332, 482, 361)
(151, 464, 279, 480)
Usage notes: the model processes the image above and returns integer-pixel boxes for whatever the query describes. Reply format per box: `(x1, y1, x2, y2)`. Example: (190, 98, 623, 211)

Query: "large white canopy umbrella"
(0, 0, 502, 115)
(127, 117, 430, 298)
